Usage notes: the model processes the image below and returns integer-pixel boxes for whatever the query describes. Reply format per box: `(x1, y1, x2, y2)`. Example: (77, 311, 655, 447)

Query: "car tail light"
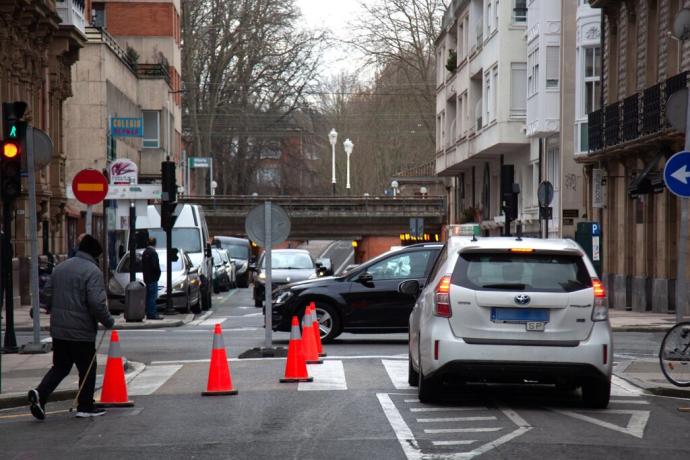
(433, 275, 452, 318)
(591, 278, 608, 321)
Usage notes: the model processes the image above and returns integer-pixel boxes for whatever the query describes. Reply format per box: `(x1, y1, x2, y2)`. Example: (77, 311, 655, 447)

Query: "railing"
(137, 63, 170, 84)
(56, 0, 85, 34)
(622, 94, 639, 141)
(588, 72, 688, 154)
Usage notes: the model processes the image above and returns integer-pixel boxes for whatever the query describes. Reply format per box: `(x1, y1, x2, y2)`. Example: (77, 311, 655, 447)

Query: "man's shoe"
(28, 389, 45, 420)
(75, 408, 107, 418)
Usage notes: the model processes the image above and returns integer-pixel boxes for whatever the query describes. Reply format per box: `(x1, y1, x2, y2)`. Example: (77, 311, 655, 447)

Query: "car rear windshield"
(451, 252, 592, 293)
(222, 244, 249, 260)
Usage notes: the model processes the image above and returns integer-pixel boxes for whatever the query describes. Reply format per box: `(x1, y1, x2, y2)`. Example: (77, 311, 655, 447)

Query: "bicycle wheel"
(659, 321, 690, 387)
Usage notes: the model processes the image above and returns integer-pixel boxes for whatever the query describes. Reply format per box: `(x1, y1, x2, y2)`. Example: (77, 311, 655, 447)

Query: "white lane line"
(382, 359, 413, 390)
(188, 310, 213, 326)
(298, 360, 347, 391)
(432, 440, 477, 446)
(127, 365, 182, 396)
(223, 327, 261, 332)
(460, 408, 532, 459)
(199, 318, 226, 327)
(552, 409, 650, 439)
(243, 312, 263, 317)
(410, 407, 487, 413)
(424, 428, 503, 434)
(610, 399, 650, 405)
(417, 416, 497, 423)
(611, 375, 646, 396)
(376, 393, 422, 460)
(404, 399, 420, 403)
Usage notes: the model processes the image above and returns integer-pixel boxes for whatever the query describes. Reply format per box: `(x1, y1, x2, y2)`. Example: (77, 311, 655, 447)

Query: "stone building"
(584, 0, 690, 314)
(0, 0, 84, 258)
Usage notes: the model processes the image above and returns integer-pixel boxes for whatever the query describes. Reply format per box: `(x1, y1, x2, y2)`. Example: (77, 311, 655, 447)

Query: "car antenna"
(515, 222, 523, 241)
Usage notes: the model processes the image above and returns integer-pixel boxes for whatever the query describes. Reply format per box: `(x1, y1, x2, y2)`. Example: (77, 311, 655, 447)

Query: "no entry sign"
(72, 169, 109, 205)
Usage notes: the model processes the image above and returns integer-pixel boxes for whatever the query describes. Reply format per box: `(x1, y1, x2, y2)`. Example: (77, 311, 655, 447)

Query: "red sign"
(72, 169, 109, 205)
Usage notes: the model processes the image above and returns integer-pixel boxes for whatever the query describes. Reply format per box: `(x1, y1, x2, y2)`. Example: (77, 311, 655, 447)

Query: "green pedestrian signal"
(9, 125, 16, 138)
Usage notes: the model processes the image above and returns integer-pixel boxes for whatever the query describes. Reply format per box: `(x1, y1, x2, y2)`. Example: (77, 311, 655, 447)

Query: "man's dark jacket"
(142, 246, 161, 284)
(45, 251, 115, 341)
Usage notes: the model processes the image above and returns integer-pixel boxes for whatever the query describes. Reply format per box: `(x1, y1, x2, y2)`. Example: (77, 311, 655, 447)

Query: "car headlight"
(109, 278, 124, 296)
(308, 272, 317, 279)
(258, 272, 266, 280)
(274, 290, 294, 304)
(173, 278, 186, 291)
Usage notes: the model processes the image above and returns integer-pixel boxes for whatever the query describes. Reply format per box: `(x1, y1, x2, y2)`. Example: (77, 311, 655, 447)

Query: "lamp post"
(391, 180, 399, 198)
(328, 128, 338, 195)
(343, 138, 353, 193)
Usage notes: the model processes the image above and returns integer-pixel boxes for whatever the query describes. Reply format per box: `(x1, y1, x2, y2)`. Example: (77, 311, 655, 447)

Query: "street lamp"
(420, 186, 428, 198)
(328, 128, 338, 195)
(391, 180, 399, 198)
(343, 138, 353, 192)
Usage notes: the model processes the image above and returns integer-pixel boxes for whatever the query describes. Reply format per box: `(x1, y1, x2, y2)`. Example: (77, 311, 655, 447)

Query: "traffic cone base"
(280, 316, 312, 383)
(97, 330, 134, 408)
(203, 324, 238, 396)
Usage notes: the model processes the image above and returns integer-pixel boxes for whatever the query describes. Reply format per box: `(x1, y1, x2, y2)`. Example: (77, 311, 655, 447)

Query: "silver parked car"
(108, 248, 202, 314)
(405, 236, 612, 407)
(253, 249, 317, 308)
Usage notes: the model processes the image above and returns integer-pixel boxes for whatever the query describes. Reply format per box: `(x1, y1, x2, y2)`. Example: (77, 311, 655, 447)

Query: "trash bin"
(124, 280, 147, 322)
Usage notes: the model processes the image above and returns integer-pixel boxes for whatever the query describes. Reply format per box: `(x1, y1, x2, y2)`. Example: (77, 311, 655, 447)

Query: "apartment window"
(579, 122, 589, 152)
(510, 62, 527, 117)
(485, 72, 491, 123)
(458, 94, 464, 136)
(492, 67, 498, 121)
(495, 0, 500, 30)
(513, 0, 527, 23)
(528, 48, 539, 96)
(584, 46, 601, 115)
(487, 2, 492, 34)
(142, 110, 160, 148)
(463, 17, 469, 56)
(546, 46, 560, 88)
(458, 22, 464, 59)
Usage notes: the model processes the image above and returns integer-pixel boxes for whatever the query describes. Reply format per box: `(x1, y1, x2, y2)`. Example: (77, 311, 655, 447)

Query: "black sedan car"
(271, 243, 442, 342)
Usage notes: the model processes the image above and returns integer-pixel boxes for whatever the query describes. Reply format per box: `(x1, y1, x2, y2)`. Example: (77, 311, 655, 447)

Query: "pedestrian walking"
(142, 237, 162, 320)
(28, 234, 115, 420)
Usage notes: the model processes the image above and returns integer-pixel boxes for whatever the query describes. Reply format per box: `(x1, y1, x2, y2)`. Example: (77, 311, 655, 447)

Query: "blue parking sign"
(664, 151, 690, 198)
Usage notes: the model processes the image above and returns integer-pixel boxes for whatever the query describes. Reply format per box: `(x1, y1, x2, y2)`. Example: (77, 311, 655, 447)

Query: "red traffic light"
(2, 141, 19, 158)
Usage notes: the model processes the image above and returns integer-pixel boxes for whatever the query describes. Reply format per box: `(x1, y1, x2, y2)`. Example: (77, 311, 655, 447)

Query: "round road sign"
(72, 169, 109, 205)
(537, 181, 554, 207)
(245, 203, 291, 247)
(664, 150, 690, 198)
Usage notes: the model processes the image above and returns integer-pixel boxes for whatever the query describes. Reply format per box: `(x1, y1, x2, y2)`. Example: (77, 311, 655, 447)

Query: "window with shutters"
(546, 46, 560, 89)
(528, 48, 539, 96)
(142, 110, 160, 149)
(510, 62, 527, 118)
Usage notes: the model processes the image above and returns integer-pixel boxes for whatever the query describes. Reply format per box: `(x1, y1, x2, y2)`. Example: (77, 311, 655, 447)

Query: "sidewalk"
(608, 309, 688, 332)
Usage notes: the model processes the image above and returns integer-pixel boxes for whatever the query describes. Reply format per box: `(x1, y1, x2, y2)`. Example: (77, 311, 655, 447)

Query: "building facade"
(584, 0, 689, 314)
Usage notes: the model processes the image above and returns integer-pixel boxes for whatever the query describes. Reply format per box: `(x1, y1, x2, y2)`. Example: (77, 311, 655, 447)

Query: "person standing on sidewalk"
(28, 234, 115, 420)
(142, 237, 162, 320)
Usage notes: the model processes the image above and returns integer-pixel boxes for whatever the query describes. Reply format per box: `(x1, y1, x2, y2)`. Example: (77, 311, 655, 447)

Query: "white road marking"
(188, 311, 213, 326)
(417, 416, 497, 423)
(376, 393, 422, 460)
(410, 407, 488, 413)
(242, 312, 263, 317)
(424, 428, 503, 434)
(127, 365, 182, 396)
(552, 409, 650, 439)
(611, 375, 646, 396)
(610, 399, 650, 405)
(299, 360, 347, 391)
(199, 318, 226, 327)
(404, 399, 420, 403)
(382, 359, 413, 389)
(432, 440, 477, 446)
(223, 327, 261, 332)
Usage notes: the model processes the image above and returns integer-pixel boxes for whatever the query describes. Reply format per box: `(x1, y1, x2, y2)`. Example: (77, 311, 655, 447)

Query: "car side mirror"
(357, 272, 373, 284)
(398, 279, 420, 297)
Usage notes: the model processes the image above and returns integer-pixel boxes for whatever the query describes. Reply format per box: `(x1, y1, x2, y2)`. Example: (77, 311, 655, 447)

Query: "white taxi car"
(404, 236, 612, 407)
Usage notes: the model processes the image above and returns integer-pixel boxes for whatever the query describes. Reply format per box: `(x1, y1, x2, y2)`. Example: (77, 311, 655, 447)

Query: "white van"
(135, 204, 214, 310)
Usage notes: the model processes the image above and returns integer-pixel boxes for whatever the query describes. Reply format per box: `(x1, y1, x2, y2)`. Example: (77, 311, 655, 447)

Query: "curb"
(0, 359, 146, 410)
(613, 370, 690, 399)
(611, 326, 673, 333)
(14, 313, 196, 332)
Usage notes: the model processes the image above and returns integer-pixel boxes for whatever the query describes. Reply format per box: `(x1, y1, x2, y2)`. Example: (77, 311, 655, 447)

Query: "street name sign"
(72, 169, 109, 205)
(663, 150, 690, 197)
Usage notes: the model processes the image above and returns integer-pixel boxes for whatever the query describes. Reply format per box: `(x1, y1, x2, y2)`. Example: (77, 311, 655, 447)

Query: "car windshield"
(148, 228, 202, 253)
(452, 252, 592, 293)
(261, 252, 313, 269)
(222, 244, 249, 260)
(117, 252, 183, 273)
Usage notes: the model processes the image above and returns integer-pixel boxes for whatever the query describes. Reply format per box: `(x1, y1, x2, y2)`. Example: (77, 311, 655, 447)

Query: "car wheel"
(418, 369, 441, 404)
(191, 292, 202, 314)
(582, 378, 610, 409)
(313, 303, 341, 343)
(408, 351, 419, 387)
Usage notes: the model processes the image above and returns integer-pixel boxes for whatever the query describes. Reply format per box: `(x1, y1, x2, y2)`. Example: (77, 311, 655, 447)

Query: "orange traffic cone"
(202, 323, 238, 395)
(302, 307, 322, 364)
(280, 316, 313, 383)
(310, 302, 327, 358)
(97, 330, 134, 407)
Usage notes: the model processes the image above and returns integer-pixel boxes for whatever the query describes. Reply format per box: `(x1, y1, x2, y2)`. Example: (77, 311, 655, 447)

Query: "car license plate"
(525, 321, 546, 332)
(491, 307, 549, 323)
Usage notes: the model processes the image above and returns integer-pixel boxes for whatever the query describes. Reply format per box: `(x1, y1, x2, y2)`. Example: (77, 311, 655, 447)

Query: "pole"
(676, 88, 690, 323)
(331, 143, 336, 195)
(346, 153, 351, 191)
(2, 199, 18, 353)
(165, 206, 174, 314)
(85, 205, 92, 235)
(128, 202, 135, 283)
(264, 201, 272, 349)
(209, 157, 214, 196)
(26, 127, 42, 348)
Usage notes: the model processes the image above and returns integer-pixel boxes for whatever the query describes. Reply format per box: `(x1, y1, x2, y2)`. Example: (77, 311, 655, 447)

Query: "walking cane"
(68, 329, 108, 414)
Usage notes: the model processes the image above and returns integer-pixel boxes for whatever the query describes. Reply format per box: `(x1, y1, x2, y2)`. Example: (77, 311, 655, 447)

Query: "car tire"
(582, 378, 611, 409)
(191, 293, 202, 314)
(313, 302, 341, 343)
(237, 273, 249, 289)
(408, 351, 419, 387)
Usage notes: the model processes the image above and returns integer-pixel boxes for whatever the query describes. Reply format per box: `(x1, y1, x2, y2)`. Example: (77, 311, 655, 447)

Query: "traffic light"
(161, 161, 177, 231)
(1, 102, 27, 202)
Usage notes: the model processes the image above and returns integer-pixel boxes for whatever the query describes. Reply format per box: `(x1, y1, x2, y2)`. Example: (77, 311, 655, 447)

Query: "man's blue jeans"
(146, 282, 158, 318)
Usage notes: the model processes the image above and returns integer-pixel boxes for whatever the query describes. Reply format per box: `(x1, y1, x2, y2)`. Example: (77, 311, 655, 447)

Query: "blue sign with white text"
(664, 151, 690, 197)
(111, 117, 143, 138)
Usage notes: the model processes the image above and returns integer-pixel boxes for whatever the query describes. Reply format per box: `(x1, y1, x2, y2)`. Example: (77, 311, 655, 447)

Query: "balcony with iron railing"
(587, 72, 688, 156)
(56, 0, 85, 34)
